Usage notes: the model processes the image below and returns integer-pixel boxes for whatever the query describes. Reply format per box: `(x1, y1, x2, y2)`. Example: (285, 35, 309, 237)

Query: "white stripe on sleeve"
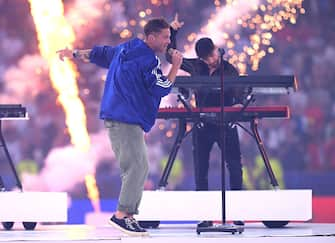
(152, 57, 172, 88)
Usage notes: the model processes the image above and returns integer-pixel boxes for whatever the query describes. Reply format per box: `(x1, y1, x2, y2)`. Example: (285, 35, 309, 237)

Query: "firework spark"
(187, 0, 304, 74)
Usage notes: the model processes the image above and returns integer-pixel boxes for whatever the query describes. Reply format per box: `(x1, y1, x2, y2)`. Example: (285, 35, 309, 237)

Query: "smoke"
(66, 0, 127, 43)
(22, 130, 114, 192)
(1, 54, 49, 104)
(184, 0, 261, 57)
(198, 0, 260, 45)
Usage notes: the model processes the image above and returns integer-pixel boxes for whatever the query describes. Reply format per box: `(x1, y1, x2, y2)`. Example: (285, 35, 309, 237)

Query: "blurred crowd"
(0, 0, 334, 196)
(254, 0, 335, 172)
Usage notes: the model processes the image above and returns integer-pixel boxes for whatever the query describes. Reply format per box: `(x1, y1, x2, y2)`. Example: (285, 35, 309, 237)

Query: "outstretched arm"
(57, 47, 91, 62)
(57, 46, 116, 68)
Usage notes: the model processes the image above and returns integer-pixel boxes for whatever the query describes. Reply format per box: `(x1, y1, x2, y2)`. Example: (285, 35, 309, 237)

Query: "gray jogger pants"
(104, 120, 149, 215)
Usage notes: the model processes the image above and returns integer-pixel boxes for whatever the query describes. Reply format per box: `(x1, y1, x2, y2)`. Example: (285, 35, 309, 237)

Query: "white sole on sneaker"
(108, 219, 149, 237)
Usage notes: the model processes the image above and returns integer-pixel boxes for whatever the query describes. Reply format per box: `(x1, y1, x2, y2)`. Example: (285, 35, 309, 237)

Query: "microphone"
(168, 48, 175, 55)
(218, 47, 225, 65)
(218, 47, 225, 56)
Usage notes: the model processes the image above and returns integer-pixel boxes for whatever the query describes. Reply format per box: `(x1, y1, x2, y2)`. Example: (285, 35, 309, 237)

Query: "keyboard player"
(168, 14, 245, 227)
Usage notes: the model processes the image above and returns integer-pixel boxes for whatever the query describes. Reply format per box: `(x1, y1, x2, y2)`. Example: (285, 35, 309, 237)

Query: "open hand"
(56, 47, 73, 61)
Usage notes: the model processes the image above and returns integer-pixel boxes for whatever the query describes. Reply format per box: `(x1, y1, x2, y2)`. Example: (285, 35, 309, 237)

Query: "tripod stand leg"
(158, 119, 186, 189)
(0, 120, 23, 191)
(250, 119, 279, 188)
(0, 176, 5, 191)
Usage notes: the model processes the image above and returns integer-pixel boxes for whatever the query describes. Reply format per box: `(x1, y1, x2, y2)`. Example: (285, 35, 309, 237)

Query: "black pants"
(192, 123, 242, 191)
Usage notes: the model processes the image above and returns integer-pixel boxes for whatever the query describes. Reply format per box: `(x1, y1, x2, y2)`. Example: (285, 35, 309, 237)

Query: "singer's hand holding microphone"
(169, 48, 183, 68)
(166, 48, 183, 83)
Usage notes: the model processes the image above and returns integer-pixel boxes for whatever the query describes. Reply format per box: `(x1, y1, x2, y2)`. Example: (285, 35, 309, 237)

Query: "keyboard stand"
(158, 118, 281, 192)
(0, 113, 68, 231)
(0, 119, 23, 191)
(158, 118, 187, 189)
(250, 119, 279, 188)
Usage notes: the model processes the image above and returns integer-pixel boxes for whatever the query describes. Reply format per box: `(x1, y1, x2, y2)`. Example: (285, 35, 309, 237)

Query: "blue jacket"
(89, 38, 172, 132)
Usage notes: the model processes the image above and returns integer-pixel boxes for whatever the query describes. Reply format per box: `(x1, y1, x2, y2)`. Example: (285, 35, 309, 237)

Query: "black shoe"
(109, 215, 149, 236)
(233, 220, 245, 226)
(128, 217, 148, 233)
(197, 220, 213, 228)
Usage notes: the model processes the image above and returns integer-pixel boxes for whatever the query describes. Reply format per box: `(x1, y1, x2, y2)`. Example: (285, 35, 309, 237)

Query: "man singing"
(57, 18, 183, 236)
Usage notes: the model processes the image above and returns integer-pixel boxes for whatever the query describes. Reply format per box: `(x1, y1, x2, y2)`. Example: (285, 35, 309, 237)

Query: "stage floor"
(0, 223, 334, 243)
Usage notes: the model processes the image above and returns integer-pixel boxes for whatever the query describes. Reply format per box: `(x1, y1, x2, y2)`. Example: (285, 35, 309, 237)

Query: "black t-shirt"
(167, 28, 244, 108)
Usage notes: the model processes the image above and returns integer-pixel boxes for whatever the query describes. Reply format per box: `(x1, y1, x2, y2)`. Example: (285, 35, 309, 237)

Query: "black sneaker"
(109, 215, 149, 236)
(197, 220, 213, 228)
(128, 217, 148, 233)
